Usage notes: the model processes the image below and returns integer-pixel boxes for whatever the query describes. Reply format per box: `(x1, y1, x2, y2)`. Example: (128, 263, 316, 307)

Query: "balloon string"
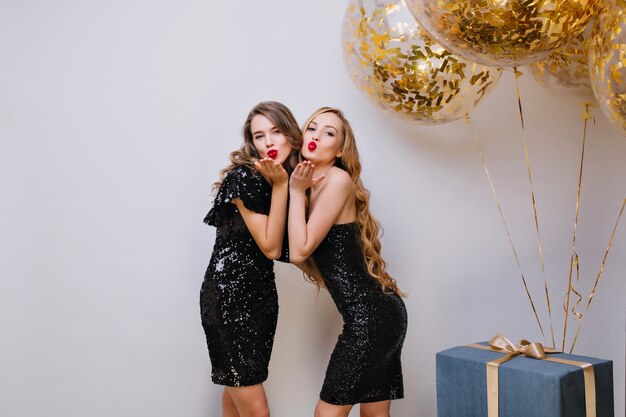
(513, 67, 555, 347)
(465, 114, 545, 338)
(569, 197, 626, 353)
(562, 105, 592, 351)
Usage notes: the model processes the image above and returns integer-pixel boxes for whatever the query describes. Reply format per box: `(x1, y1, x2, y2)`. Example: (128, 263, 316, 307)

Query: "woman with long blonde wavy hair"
(288, 107, 407, 417)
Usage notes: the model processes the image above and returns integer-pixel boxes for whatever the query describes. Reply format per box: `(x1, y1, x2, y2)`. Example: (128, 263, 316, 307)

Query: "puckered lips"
(307, 141, 317, 151)
(267, 149, 278, 159)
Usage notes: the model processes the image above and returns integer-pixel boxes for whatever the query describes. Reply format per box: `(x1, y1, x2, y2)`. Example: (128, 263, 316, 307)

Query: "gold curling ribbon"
(570, 196, 626, 353)
(562, 105, 594, 351)
(513, 67, 556, 348)
(468, 333, 596, 417)
(465, 114, 545, 339)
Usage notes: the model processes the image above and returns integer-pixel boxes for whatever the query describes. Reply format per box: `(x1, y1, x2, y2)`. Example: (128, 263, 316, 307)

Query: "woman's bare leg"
(359, 400, 391, 417)
(314, 399, 353, 417)
(222, 388, 240, 417)
(223, 384, 270, 417)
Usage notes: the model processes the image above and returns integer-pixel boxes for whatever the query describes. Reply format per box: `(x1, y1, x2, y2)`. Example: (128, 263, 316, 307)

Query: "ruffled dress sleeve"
(204, 165, 271, 227)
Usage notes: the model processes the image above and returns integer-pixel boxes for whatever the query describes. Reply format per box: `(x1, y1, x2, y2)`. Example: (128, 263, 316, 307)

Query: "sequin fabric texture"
(200, 164, 287, 387)
(312, 222, 408, 405)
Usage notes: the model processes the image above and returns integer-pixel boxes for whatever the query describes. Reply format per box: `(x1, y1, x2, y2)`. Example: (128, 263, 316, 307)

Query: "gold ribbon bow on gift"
(468, 334, 596, 417)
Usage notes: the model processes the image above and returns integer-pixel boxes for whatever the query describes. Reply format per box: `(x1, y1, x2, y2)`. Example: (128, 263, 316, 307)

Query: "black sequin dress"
(312, 222, 407, 405)
(200, 164, 287, 387)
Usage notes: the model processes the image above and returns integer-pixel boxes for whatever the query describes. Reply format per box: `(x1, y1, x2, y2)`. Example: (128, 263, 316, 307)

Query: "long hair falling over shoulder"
(213, 101, 302, 191)
(302, 107, 405, 297)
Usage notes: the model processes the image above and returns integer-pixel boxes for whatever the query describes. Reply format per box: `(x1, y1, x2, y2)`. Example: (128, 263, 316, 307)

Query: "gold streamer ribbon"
(513, 67, 556, 348)
(562, 105, 594, 351)
(570, 197, 626, 353)
(465, 114, 545, 338)
(468, 334, 596, 417)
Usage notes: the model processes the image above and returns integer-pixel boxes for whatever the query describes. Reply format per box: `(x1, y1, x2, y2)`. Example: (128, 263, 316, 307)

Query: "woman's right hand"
(255, 158, 288, 186)
(289, 161, 325, 192)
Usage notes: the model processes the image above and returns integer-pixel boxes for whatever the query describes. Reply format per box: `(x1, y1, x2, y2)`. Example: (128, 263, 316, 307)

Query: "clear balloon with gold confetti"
(589, 0, 626, 136)
(342, 0, 501, 124)
(405, 0, 600, 68)
(529, 21, 596, 106)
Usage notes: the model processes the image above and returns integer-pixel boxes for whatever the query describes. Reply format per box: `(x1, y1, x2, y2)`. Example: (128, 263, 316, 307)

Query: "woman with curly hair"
(288, 107, 407, 417)
(200, 101, 301, 417)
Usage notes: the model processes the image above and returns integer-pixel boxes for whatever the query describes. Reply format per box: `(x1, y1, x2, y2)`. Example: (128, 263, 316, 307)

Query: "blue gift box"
(436, 343, 614, 417)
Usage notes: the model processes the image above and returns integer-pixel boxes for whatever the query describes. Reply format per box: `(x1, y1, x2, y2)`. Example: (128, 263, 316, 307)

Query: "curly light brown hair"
(213, 101, 302, 191)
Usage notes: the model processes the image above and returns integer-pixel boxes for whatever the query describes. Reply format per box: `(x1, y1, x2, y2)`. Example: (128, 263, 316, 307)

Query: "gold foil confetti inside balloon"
(529, 22, 596, 106)
(405, 0, 600, 68)
(342, 0, 501, 124)
(589, 0, 626, 135)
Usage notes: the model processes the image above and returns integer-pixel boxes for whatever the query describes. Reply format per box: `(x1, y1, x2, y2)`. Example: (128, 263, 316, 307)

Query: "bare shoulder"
(325, 167, 354, 192)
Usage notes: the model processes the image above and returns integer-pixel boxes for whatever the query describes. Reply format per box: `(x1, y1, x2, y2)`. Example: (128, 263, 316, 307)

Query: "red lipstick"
(308, 142, 317, 151)
(267, 149, 278, 159)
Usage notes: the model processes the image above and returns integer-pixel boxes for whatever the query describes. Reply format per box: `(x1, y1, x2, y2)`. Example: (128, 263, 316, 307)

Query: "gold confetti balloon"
(589, 0, 626, 135)
(529, 22, 596, 106)
(405, 0, 600, 68)
(342, 0, 501, 124)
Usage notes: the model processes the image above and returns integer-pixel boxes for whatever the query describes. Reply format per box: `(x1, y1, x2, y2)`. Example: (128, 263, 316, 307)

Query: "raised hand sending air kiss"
(288, 160, 326, 193)
(255, 157, 289, 186)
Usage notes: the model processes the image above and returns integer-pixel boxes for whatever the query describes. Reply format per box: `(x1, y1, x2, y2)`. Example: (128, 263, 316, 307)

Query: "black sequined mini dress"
(200, 165, 287, 387)
(312, 222, 407, 405)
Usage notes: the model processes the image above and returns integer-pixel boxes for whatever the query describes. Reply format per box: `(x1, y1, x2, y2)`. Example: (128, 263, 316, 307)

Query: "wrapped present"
(436, 335, 614, 417)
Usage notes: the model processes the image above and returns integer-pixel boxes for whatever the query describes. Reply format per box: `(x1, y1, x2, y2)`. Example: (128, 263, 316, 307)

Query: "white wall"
(1, 1, 624, 416)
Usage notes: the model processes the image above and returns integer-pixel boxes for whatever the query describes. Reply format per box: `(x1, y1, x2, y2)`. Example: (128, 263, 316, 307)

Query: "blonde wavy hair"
(302, 107, 405, 296)
(213, 101, 302, 191)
